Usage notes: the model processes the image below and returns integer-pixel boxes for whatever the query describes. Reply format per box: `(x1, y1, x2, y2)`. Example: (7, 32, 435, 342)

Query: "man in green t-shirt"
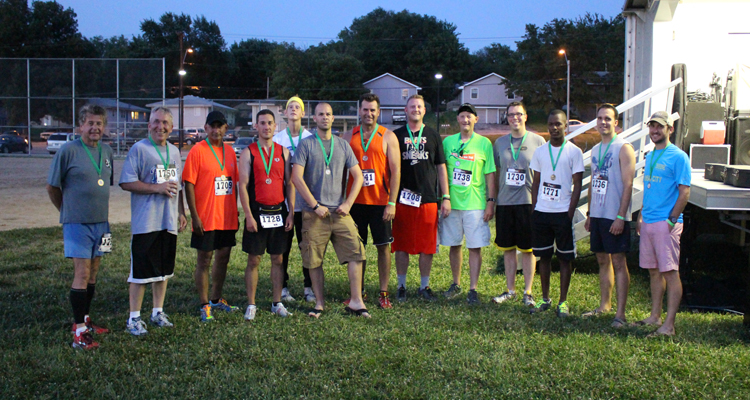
(439, 103, 497, 304)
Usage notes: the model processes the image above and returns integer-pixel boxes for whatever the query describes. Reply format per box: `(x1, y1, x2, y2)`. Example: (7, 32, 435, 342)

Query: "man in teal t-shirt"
(439, 103, 496, 304)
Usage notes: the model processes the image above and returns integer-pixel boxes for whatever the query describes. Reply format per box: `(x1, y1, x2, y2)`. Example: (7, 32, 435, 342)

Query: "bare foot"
(631, 318, 662, 327)
(307, 308, 323, 319)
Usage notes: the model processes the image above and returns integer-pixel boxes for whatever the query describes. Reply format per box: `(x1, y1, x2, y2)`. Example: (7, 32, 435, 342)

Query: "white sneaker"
(244, 305, 257, 321)
(303, 287, 317, 303)
(271, 302, 292, 317)
(281, 287, 296, 302)
(149, 311, 174, 328)
(126, 317, 148, 336)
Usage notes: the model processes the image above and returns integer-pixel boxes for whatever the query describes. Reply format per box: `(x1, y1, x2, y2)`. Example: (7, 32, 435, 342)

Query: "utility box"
(701, 121, 726, 145)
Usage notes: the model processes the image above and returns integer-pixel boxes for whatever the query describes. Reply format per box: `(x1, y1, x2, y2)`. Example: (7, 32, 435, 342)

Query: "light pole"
(559, 49, 570, 125)
(435, 73, 443, 133)
(178, 32, 193, 151)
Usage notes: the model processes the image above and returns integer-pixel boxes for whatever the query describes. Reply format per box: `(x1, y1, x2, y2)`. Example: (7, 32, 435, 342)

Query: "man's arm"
(338, 164, 363, 216)
(437, 163, 451, 218)
(46, 184, 62, 212)
(483, 172, 496, 222)
(237, 147, 257, 233)
(184, 181, 204, 235)
(177, 189, 187, 232)
(668, 184, 690, 232)
(291, 163, 328, 218)
(569, 172, 583, 221)
(383, 130, 401, 221)
(284, 147, 295, 231)
(610, 144, 636, 235)
(120, 180, 179, 197)
(531, 170, 540, 211)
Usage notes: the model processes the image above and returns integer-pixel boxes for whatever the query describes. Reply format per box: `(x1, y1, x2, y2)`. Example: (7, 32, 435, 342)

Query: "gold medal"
(550, 174, 556, 181)
(98, 179, 104, 186)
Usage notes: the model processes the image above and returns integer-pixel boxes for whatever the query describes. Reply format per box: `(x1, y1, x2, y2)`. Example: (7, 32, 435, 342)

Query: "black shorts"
(242, 202, 291, 256)
(350, 204, 393, 246)
(191, 229, 237, 252)
(532, 211, 576, 261)
(589, 217, 631, 254)
(129, 230, 177, 284)
(495, 204, 533, 252)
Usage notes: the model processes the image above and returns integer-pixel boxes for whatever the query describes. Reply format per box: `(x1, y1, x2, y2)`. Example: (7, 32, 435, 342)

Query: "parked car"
(566, 119, 587, 134)
(168, 130, 200, 145)
(0, 133, 30, 153)
(223, 131, 237, 142)
(232, 137, 256, 156)
(46, 133, 79, 154)
(186, 127, 207, 139)
(40, 131, 59, 141)
(392, 111, 407, 124)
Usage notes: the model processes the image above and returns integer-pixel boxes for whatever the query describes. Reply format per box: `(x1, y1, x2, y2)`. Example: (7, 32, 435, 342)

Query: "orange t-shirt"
(347, 125, 390, 205)
(183, 140, 239, 231)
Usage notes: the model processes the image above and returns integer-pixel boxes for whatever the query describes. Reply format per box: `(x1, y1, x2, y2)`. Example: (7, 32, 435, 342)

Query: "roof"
(85, 98, 148, 112)
(145, 95, 235, 111)
(458, 73, 507, 90)
(362, 73, 422, 89)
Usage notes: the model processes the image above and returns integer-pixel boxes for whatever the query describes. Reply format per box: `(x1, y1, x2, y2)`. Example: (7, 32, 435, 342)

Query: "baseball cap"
(457, 103, 477, 116)
(205, 111, 227, 126)
(647, 111, 673, 127)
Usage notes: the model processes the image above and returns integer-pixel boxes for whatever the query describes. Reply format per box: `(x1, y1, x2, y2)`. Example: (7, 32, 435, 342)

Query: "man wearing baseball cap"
(440, 103, 496, 304)
(635, 110, 690, 337)
(184, 110, 241, 322)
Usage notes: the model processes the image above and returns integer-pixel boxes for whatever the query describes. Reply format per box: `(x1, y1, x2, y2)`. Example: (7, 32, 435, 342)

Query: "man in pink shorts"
(636, 111, 691, 337)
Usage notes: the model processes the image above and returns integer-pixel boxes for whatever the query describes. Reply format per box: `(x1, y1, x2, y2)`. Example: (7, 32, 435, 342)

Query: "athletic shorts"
(128, 230, 177, 284)
(391, 202, 438, 255)
(242, 203, 291, 256)
(531, 211, 576, 261)
(190, 229, 237, 252)
(494, 204, 533, 252)
(589, 217, 631, 254)
(439, 209, 490, 248)
(63, 222, 110, 259)
(350, 204, 393, 246)
(639, 221, 682, 272)
(300, 211, 365, 268)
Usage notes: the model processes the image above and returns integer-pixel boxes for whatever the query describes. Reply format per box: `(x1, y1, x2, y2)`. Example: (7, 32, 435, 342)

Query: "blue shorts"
(63, 222, 110, 259)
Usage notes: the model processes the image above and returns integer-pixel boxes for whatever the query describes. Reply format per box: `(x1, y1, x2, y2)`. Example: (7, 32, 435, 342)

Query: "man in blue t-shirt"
(636, 111, 691, 337)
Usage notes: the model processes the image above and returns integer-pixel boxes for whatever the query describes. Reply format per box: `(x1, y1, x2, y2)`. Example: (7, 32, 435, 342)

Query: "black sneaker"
(467, 289, 480, 305)
(443, 283, 462, 299)
(397, 286, 407, 302)
(417, 286, 436, 301)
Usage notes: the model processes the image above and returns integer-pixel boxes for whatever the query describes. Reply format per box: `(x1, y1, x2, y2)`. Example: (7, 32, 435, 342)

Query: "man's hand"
(667, 221, 675, 233)
(192, 216, 205, 236)
(178, 214, 188, 233)
(383, 204, 396, 221)
(315, 205, 330, 218)
(584, 216, 591, 232)
(440, 199, 452, 218)
(636, 220, 641, 236)
(157, 181, 180, 198)
(568, 210, 575, 222)
(483, 202, 495, 222)
(336, 202, 352, 216)
(284, 212, 294, 231)
(245, 215, 258, 233)
(610, 218, 625, 235)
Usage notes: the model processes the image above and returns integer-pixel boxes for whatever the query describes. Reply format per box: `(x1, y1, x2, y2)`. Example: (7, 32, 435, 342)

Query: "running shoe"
(200, 304, 214, 322)
(281, 288, 296, 303)
(467, 289, 480, 305)
(271, 303, 291, 317)
(556, 301, 570, 318)
(71, 328, 99, 350)
(210, 298, 239, 312)
(378, 292, 393, 309)
(417, 286, 436, 301)
(491, 291, 516, 304)
(522, 294, 536, 307)
(529, 298, 552, 314)
(303, 287, 316, 303)
(126, 317, 148, 336)
(70, 316, 110, 335)
(397, 286, 407, 302)
(443, 283, 462, 299)
(244, 305, 257, 321)
(149, 311, 174, 328)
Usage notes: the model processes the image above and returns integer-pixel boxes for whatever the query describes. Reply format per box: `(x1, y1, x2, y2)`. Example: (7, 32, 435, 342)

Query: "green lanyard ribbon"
(597, 134, 616, 171)
(207, 141, 226, 171)
(360, 124, 378, 154)
(548, 140, 567, 172)
(257, 142, 275, 178)
(148, 136, 170, 170)
(509, 132, 528, 162)
(647, 144, 671, 184)
(453, 132, 474, 157)
(314, 133, 334, 169)
(406, 124, 424, 150)
(286, 127, 303, 152)
(80, 138, 102, 177)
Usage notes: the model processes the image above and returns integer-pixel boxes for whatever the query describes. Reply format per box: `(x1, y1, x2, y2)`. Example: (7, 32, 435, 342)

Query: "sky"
(57, 0, 626, 53)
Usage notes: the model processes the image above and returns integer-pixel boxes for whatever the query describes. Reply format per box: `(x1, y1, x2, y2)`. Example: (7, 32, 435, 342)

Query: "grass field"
(1, 216, 749, 399)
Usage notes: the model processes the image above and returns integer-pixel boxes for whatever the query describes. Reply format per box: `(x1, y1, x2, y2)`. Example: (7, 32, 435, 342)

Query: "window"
(471, 88, 478, 99)
(402, 89, 408, 99)
(130, 112, 139, 120)
(508, 92, 516, 100)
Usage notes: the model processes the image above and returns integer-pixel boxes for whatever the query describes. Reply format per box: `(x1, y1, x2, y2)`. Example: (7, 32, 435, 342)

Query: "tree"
(228, 39, 279, 99)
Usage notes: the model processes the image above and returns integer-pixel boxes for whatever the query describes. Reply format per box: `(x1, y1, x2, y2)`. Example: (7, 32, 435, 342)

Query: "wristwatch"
(486, 198, 496, 203)
(313, 203, 320, 210)
(668, 216, 678, 225)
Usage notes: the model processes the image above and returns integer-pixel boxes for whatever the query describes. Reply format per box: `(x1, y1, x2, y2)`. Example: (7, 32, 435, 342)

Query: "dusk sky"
(57, 0, 625, 52)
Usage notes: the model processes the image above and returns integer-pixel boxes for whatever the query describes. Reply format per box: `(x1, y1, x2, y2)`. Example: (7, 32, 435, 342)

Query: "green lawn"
(1, 217, 748, 399)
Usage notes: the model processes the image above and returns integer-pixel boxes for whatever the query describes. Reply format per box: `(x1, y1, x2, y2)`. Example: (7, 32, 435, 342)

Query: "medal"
(550, 174, 556, 181)
(98, 179, 104, 186)
(547, 140, 565, 184)
(455, 161, 460, 167)
(265, 178, 272, 185)
(647, 183, 651, 189)
(363, 155, 368, 161)
(257, 142, 275, 186)
(325, 168, 331, 175)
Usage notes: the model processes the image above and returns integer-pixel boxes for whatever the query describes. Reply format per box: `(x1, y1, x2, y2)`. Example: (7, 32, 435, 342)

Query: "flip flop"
(344, 306, 371, 318)
(611, 317, 627, 328)
(581, 309, 605, 318)
(307, 309, 323, 319)
(631, 319, 662, 327)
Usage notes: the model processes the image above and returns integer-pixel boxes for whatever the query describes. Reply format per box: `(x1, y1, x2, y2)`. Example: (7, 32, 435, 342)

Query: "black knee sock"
(84, 284, 96, 317)
(70, 289, 88, 325)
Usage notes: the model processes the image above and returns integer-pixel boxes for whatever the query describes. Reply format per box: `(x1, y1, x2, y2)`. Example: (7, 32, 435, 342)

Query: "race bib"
(541, 182, 561, 202)
(98, 233, 112, 253)
(156, 165, 178, 184)
(452, 168, 472, 187)
(259, 214, 283, 229)
(399, 188, 422, 207)
(214, 176, 233, 196)
(592, 176, 608, 196)
(505, 168, 526, 187)
(362, 169, 375, 187)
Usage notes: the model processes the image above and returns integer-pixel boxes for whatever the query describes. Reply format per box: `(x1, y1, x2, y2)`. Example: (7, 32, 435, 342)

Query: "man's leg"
(656, 270, 681, 335)
(210, 247, 233, 302)
(152, 280, 168, 309)
(346, 261, 367, 312)
(558, 259, 572, 303)
(644, 269, 665, 325)
(449, 246, 462, 286)
(612, 253, 630, 321)
(376, 244, 391, 292)
(83, 256, 101, 318)
(195, 250, 214, 305)
(503, 250, 517, 292)
(468, 248, 482, 291)
(595, 252, 614, 313)
(309, 267, 325, 312)
(270, 254, 284, 303)
(537, 256, 552, 301)
(395, 251, 409, 284)
(418, 253, 433, 288)
(521, 252, 536, 295)
(129, 283, 146, 314)
(71, 258, 93, 330)
(245, 255, 261, 305)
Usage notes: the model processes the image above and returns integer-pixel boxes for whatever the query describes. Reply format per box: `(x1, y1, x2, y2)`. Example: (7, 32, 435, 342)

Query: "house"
(234, 101, 284, 131)
(457, 73, 521, 124)
(145, 95, 236, 128)
(84, 98, 149, 128)
(363, 73, 421, 124)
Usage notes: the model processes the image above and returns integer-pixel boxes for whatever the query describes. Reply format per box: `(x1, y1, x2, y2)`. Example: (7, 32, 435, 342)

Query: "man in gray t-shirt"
(46, 104, 114, 350)
(120, 107, 188, 335)
(291, 103, 370, 318)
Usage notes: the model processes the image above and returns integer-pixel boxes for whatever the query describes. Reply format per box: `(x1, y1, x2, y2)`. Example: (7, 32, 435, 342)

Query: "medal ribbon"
(548, 140, 567, 173)
(453, 132, 475, 157)
(406, 124, 424, 150)
(647, 144, 671, 185)
(314, 133, 334, 169)
(148, 136, 170, 171)
(510, 132, 528, 161)
(597, 134, 616, 171)
(286, 126, 303, 152)
(80, 138, 102, 177)
(360, 124, 378, 155)
(257, 142, 275, 179)
(207, 141, 226, 171)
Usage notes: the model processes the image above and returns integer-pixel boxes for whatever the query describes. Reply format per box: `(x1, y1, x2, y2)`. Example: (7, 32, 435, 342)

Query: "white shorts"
(438, 209, 490, 248)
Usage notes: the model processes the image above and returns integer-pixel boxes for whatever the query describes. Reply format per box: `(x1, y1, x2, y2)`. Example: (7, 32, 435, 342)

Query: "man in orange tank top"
(343, 93, 401, 309)
(238, 110, 295, 320)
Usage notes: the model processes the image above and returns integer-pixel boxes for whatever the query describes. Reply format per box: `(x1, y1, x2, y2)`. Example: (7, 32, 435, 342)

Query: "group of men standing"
(47, 94, 690, 349)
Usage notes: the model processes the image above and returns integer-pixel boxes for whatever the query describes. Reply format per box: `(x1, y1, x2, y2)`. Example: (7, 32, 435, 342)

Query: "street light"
(559, 49, 570, 125)
(178, 32, 193, 150)
(435, 73, 443, 133)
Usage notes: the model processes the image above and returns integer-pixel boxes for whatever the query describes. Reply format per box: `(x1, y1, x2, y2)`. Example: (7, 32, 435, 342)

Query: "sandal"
(344, 306, 371, 318)
(611, 317, 627, 328)
(307, 308, 323, 319)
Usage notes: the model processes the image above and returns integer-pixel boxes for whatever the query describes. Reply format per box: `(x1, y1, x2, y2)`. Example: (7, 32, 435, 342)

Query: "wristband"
(666, 220, 675, 227)
(586, 211, 590, 217)
(616, 215, 624, 220)
(486, 198, 495, 203)
(442, 195, 450, 200)
(388, 201, 396, 206)
(313, 203, 320, 210)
